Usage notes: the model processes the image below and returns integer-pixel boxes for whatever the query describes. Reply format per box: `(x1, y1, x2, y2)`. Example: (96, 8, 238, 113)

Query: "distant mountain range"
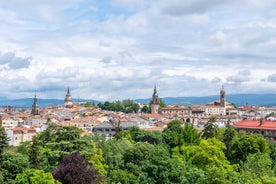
(0, 94, 276, 108)
(0, 98, 100, 108)
(135, 94, 276, 107)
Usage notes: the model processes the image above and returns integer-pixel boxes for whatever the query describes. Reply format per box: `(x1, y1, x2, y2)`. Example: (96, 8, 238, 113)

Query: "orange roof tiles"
(161, 106, 189, 110)
(233, 120, 276, 130)
(13, 127, 35, 131)
(142, 113, 162, 120)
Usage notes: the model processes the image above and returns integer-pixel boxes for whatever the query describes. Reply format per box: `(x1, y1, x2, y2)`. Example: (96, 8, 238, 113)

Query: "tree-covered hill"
(1, 119, 276, 183)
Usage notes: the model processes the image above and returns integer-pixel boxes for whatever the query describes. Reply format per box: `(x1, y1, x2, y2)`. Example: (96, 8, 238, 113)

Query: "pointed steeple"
(153, 84, 157, 95)
(34, 90, 37, 104)
(151, 84, 160, 114)
(66, 87, 70, 95)
(31, 91, 39, 115)
(152, 84, 159, 105)
(64, 87, 73, 108)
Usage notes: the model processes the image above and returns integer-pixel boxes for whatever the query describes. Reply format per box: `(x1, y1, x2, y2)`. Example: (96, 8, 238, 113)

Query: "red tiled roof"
(161, 107, 189, 110)
(142, 113, 162, 120)
(233, 120, 276, 130)
(13, 127, 35, 131)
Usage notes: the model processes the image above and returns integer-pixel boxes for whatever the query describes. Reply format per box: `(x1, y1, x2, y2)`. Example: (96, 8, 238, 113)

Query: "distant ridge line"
(0, 93, 275, 107)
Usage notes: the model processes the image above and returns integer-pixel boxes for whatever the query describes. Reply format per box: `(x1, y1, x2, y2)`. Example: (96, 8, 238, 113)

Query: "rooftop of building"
(233, 119, 276, 130)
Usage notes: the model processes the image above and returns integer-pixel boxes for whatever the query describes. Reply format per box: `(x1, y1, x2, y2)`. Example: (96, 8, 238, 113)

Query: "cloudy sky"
(0, 0, 276, 101)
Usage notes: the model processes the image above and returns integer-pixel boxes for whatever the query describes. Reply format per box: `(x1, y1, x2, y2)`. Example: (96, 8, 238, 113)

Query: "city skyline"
(0, 0, 276, 100)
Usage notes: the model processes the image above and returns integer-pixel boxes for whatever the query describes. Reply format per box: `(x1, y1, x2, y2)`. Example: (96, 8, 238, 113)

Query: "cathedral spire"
(151, 84, 160, 114)
(152, 84, 159, 105)
(67, 87, 70, 95)
(64, 87, 73, 108)
(153, 84, 157, 95)
(31, 91, 39, 115)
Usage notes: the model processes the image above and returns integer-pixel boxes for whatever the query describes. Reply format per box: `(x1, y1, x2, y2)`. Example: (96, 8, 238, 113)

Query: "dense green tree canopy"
(98, 99, 140, 113)
(230, 133, 269, 164)
(14, 169, 59, 184)
(201, 117, 219, 139)
(0, 125, 9, 165)
(1, 152, 30, 183)
(2, 118, 276, 183)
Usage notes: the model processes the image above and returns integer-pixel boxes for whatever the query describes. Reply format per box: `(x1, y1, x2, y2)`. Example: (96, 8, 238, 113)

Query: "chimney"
(260, 118, 263, 126)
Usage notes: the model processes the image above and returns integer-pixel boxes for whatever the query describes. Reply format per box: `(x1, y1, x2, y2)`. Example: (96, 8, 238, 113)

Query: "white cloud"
(0, 0, 275, 100)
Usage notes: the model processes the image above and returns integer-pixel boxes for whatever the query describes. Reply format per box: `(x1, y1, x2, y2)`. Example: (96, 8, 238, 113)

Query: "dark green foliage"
(159, 98, 166, 107)
(84, 102, 94, 107)
(114, 121, 123, 140)
(223, 124, 237, 159)
(128, 126, 145, 142)
(1, 152, 30, 183)
(162, 120, 200, 151)
(29, 136, 40, 169)
(52, 151, 100, 184)
(109, 169, 138, 184)
(237, 152, 276, 183)
(14, 169, 58, 184)
(98, 99, 140, 113)
(38, 124, 82, 145)
(140, 135, 159, 144)
(102, 138, 132, 172)
(141, 105, 149, 113)
(123, 142, 186, 184)
(123, 142, 155, 165)
(231, 103, 237, 108)
(3, 118, 276, 183)
(269, 143, 276, 168)
(183, 123, 200, 145)
(149, 98, 166, 107)
(266, 112, 276, 119)
(0, 126, 9, 165)
(55, 126, 82, 142)
(230, 133, 269, 164)
(127, 126, 163, 144)
(201, 117, 219, 139)
(162, 119, 185, 149)
(35, 125, 88, 171)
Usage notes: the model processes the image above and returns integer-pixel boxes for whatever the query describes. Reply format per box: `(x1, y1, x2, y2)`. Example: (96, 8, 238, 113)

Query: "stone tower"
(64, 87, 73, 108)
(31, 92, 39, 115)
(151, 84, 160, 114)
(220, 85, 226, 108)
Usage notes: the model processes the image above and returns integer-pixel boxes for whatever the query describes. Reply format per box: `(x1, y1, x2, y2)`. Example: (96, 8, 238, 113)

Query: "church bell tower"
(64, 87, 73, 108)
(31, 92, 39, 116)
(220, 85, 226, 108)
(151, 84, 160, 114)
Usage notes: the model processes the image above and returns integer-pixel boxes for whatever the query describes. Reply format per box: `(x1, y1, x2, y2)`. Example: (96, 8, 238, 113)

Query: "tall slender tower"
(31, 92, 39, 115)
(151, 84, 160, 114)
(220, 85, 226, 108)
(64, 87, 73, 108)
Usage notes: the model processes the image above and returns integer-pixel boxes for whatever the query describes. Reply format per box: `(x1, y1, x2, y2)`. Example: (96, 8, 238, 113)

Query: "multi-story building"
(233, 119, 276, 142)
(160, 106, 191, 116)
(92, 121, 139, 139)
(205, 106, 226, 116)
(7, 127, 37, 146)
(2, 117, 21, 130)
